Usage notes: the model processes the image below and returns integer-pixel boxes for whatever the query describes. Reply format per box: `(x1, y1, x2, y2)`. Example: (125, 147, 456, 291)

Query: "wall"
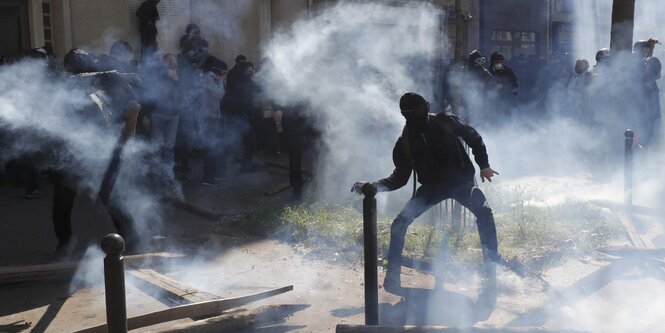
(271, 0, 308, 33)
(191, 0, 261, 65)
(69, 0, 132, 54)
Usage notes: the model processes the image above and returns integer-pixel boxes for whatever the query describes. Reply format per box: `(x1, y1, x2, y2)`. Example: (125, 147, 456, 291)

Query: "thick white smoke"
(0, 60, 164, 245)
(259, 1, 444, 201)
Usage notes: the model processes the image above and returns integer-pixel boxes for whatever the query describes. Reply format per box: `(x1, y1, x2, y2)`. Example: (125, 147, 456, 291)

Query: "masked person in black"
(633, 39, 662, 147)
(352, 92, 501, 294)
(51, 49, 140, 257)
(463, 50, 496, 123)
(136, 0, 160, 59)
(488, 52, 518, 118)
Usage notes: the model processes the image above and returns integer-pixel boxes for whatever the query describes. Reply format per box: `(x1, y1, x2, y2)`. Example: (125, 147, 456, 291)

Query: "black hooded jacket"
(377, 113, 489, 190)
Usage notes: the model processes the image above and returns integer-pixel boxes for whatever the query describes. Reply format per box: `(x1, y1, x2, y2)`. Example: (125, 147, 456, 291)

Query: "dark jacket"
(489, 64, 518, 94)
(221, 63, 257, 115)
(377, 113, 489, 190)
(136, 0, 160, 35)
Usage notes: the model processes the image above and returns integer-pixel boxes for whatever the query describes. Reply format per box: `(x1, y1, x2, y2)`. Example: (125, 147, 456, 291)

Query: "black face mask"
(402, 110, 428, 129)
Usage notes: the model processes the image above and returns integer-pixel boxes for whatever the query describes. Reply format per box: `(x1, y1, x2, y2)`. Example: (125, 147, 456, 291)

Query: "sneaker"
(383, 266, 402, 294)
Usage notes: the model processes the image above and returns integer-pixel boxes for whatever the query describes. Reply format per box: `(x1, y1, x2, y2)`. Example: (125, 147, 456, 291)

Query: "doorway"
(0, 0, 30, 61)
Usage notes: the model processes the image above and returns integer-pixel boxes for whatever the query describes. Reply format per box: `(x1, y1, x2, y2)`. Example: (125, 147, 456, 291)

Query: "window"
(42, 1, 52, 49)
(490, 30, 538, 59)
(554, 0, 574, 14)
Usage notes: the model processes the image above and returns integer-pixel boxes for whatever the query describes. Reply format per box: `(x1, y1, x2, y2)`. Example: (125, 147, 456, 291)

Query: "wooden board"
(164, 197, 225, 221)
(73, 285, 294, 333)
(143, 304, 309, 333)
(264, 176, 311, 196)
(264, 182, 291, 196)
(0, 253, 185, 284)
(595, 246, 665, 258)
(126, 268, 220, 305)
(613, 211, 654, 248)
(590, 200, 655, 216)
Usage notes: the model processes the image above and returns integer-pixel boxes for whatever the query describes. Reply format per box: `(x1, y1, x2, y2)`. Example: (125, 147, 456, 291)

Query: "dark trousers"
(202, 118, 225, 181)
(139, 30, 158, 59)
(23, 161, 39, 194)
(51, 172, 137, 245)
(225, 113, 255, 169)
(283, 117, 306, 198)
(386, 181, 499, 271)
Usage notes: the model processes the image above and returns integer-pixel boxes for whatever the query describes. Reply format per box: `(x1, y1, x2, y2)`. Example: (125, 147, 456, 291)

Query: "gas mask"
(474, 56, 486, 67)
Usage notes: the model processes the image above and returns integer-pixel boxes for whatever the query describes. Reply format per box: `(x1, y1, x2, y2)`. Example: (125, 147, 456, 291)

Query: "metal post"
(362, 183, 378, 325)
(624, 129, 634, 212)
(101, 233, 128, 333)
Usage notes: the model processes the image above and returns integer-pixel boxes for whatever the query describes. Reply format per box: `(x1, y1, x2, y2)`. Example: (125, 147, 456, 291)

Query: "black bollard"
(101, 233, 128, 333)
(624, 129, 634, 212)
(361, 183, 378, 325)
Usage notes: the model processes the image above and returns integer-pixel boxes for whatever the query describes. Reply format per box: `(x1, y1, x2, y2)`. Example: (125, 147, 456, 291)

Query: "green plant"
(250, 184, 622, 271)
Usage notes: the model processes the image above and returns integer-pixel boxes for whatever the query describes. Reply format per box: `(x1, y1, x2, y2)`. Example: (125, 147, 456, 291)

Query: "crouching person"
(352, 92, 501, 294)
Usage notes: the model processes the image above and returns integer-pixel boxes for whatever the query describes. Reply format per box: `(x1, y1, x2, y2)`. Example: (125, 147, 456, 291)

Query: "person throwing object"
(352, 92, 500, 293)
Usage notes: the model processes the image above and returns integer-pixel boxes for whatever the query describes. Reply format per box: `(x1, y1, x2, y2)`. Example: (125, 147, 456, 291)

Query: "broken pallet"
(73, 285, 293, 333)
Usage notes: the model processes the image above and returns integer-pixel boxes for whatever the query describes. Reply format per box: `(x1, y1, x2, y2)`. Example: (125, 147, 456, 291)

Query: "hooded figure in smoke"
(136, 0, 160, 58)
(463, 50, 496, 123)
(352, 92, 501, 294)
(632, 39, 662, 147)
(488, 52, 518, 118)
(50, 49, 141, 256)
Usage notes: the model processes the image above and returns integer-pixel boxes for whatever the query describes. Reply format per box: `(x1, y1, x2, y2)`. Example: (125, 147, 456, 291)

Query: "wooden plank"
(143, 304, 309, 333)
(126, 268, 219, 305)
(614, 211, 653, 248)
(0, 253, 185, 284)
(73, 285, 294, 333)
(264, 176, 311, 196)
(336, 325, 589, 333)
(164, 197, 225, 221)
(596, 247, 665, 258)
(264, 182, 291, 196)
(590, 200, 655, 216)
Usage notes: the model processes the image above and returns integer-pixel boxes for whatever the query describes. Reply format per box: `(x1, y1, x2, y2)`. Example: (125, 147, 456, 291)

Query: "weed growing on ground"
(251, 184, 622, 271)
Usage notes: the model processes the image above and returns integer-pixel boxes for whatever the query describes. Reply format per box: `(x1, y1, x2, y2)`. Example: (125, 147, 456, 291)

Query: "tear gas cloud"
(2, 0, 665, 330)
(258, 0, 663, 208)
(190, 0, 253, 56)
(0, 60, 164, 240)
(255, 0, 665, 330)
(259, 1, 443, 202)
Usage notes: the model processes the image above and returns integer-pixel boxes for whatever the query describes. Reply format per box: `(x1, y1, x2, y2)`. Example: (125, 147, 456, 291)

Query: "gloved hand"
(351, 181, 373, 194)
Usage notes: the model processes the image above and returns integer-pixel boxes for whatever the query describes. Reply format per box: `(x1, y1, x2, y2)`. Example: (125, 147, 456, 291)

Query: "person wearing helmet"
(467, 50, 493, 81)
(352, 92, 501, 296)
(50, 48, 141, 258)
(592, 48, 610, 75)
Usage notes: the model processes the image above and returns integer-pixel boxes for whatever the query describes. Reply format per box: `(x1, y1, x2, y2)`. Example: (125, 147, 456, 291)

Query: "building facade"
(1, 0, 574, 64)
